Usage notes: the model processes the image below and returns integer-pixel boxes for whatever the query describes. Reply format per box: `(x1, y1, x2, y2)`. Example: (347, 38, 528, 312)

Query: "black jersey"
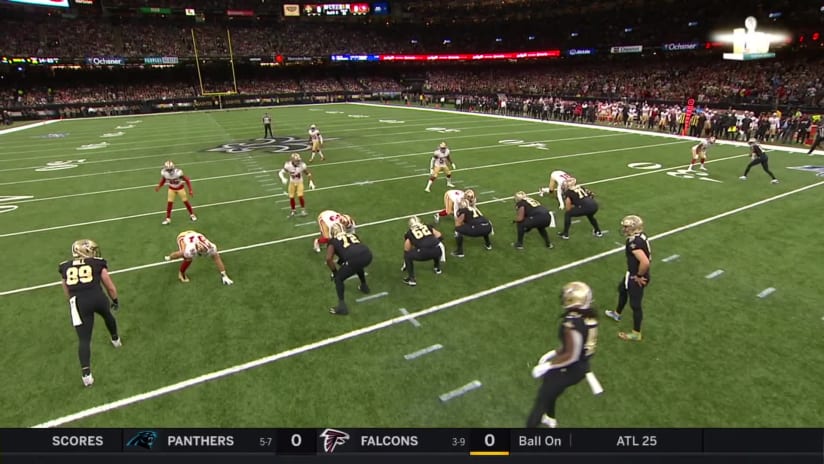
(751, 143, 767, 159)
(625, 233, 651, 278)
(457, 205, 489, 225)
(564, 185, 595, 207)
(554, 311, 597, 371)
(329, 232, 370, 261)
(405, 223, 439, 249)
(58, 257, 108, 297)
(516, 197, 549, 217)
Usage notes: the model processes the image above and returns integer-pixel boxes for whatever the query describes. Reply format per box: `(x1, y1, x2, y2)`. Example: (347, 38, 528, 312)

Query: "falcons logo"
(320, 428, 350, 453)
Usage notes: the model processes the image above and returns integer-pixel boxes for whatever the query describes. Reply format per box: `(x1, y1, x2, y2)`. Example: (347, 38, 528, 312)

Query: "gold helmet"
(560, 281, 593, 309)
(310, 124, 317, 130)
(514, 191, 528, 202)
(330, 222, 347, 238)
(163, 160, 175, 171)
(290, 153, 302, 165)
(707, 136, 716, 144)
(71, 239, 100, 259)
(748, 138, 757, 144)
(338, 214, 353, 229)
(563, 177, 577, 190)
(438, 141, 447, 151)
(620, 215, 644, 237)
(408, 216, 422, 228)
(463, 189, 476, 205)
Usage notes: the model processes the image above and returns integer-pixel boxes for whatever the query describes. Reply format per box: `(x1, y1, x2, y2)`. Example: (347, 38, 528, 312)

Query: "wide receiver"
(314, 210, 355, 252)
(155, 160, 196, 225)
(433, 188, 474, 223)
(424, 141, 456, 192)
(308, 124, 325, 162)
(687, 136, 715, 171)
(539, 169, 574, 210)
(279, 153, 316, 217)
(164, 230, 234, 285)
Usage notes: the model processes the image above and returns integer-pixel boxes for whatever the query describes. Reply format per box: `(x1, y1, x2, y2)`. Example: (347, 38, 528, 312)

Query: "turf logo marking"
(786, 165, 824, 177)
(207, 136, 311, 154)
(0, 195, 34, 215)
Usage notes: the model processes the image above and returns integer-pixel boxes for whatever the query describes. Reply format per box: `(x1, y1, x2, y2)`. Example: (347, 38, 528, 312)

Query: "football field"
(1, 102, 822, 428)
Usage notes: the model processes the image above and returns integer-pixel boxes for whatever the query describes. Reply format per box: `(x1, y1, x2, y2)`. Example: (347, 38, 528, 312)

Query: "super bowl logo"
(207, 136, 312, 154)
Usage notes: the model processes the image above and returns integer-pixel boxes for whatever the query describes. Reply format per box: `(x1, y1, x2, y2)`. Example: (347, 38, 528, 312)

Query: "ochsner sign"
(85, 57, 125, 65)
(663, 42, 700, 51)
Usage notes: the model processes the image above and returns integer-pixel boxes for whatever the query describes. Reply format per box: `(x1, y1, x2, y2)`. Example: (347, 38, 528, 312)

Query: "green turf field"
(1, 103, 822, 428)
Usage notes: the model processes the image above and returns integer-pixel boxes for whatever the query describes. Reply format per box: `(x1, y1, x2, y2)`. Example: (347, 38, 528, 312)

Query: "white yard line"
(30, 180, 824, 427)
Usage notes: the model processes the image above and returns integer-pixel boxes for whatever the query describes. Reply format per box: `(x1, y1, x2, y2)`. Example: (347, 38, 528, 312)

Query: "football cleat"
(313, 239, 321, 253)
(434, 267, 442, 275)
(358, 283, 371, 294)
(561, 281, 593, 309)
(447, 182, 455, 188)
(162, 218, 171, 225)
(300, 209, 308, 216)
(512, 242, 524, 250)
(329, 304, 349, 315)
(451, 251, 464, 258)
(619, 331, 643, 342)
(178, 272, 190, 283)
(593, 230, 604, 238)
(111, 337, 122, 348)
(620, 215, 644, 237)
(771, 179, 780, 184)
(71, 239, 100, 259)
(557, 232, 570, 240)
(540, 414, 558, 429)
(190, 214, 197, 222)
(739, 176, 747, 180)
(484, 243, 492, 250)
(699, 165, 708, 171)
(82, 373, 94, 387)
(605, 310, 622, 322)
(402, 277, 417, 287)
(424, 187, 431, 193)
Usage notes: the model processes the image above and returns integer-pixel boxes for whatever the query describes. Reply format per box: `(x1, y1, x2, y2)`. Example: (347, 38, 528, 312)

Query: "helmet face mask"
(560, 281, 593, 309)
(71, 239, 100, 259)
(339, 214, 352, 229)
(463, 189, 476, 205)
(163, 160, 175, 172)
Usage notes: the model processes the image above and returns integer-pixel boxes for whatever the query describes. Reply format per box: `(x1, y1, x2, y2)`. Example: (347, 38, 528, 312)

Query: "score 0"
(276, 429, 317, 454)
(470, 430, 510, 456)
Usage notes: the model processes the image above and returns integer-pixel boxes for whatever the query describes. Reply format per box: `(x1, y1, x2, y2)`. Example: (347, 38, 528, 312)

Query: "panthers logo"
(126, 431, 158, 450)
(208, 136, 312, 154)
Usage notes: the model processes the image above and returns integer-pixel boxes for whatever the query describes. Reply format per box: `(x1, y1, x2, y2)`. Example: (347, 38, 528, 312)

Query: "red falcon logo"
(320, 428, 350, 453)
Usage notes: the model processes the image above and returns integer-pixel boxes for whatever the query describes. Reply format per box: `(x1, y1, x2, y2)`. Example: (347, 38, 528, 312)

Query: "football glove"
(221, 275, 234, 285)
(330, 269, 337, 281)
(110, 298, 120, 312)
(451, 163, 456, 169)
(309, 180, 316, 190)
(164, 255, 171, 261)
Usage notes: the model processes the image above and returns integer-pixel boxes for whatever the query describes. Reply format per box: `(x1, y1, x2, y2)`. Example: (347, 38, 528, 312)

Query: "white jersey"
(693, 140, 711, 154)
(550, 170, 573, 190)
(444, 189, 464, 215)
(161, 168, 186, 190)
(433, 148, 451, 166)
(282, 161, 308, 184)
(177, 231, 217, 259)
(309, 128, 323, 143)
(318, 210, 356, 234)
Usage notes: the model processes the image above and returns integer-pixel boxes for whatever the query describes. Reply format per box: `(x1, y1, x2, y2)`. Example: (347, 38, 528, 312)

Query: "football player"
(155, 160, 196, 225)
(279, 153, 316, 217)
(314, 210, 355, 252)
(308, 124, 325, 162)
(527, 281, 599, 428)
(424, 141, 456, 192)
(58, 239, 121, 387)
(740, 138, 779, 183)
(540, 169, 574, 209)
(558, 178, 602, 239)
(513, 191, 554, 249)
(433, 188, 472, 223)
(687, 136, 715, 171)
(452, 196, 493, 257)
(402, 216, 444, 286)
(262, 112, 273, 138)
(326, 223, 372, 315)
(164, 230, 234, 285)
(606, 215, 650, 342)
